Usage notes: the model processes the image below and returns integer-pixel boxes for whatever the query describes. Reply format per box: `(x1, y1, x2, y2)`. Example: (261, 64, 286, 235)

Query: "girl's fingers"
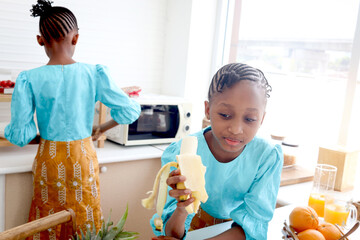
(152, 236, 180, 240)
(169, 168, 180, 177)
(176, 197, 194, 208)
(166, 175, 186, 187)
(169, 189, 191, 198)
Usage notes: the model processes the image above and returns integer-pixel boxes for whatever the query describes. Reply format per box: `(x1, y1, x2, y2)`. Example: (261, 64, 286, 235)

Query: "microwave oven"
(96, 94, 192, 146)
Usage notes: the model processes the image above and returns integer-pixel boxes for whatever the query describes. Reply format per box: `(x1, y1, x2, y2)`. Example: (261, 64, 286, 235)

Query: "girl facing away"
(5, 0, 140, 239)
(151, 63, 283, 240)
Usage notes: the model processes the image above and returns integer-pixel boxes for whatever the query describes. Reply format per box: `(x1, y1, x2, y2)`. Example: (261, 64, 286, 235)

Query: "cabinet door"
(5, 172, 33, 230)
(99, 158, 161, 239)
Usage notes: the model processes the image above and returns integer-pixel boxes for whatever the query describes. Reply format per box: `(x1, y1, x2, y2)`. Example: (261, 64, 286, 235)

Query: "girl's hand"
(167, 169, 194, 208)
(91, 126, 102, 141)
(92, 120, 119, 141)
(152, 236, 180, 240)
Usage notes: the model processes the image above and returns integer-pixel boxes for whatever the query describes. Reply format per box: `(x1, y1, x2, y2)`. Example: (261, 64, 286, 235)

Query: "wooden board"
(280, 165, 314, 186)
(0, 94, 12, 146)
(0, 138, 13, 146)
(0, 94, 12, 102)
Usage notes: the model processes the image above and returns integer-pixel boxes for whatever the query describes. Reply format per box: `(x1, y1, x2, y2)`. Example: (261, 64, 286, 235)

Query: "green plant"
(73, 205, 139, 240)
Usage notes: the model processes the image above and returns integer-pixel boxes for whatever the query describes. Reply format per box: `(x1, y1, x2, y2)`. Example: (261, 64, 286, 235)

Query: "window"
(223, 0, 360, 155)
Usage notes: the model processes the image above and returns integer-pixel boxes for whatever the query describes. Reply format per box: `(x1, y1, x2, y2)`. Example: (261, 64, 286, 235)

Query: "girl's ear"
(36, 35, 44, 46)
(204, 100, 210, 120)
(72, 34, 79, 45)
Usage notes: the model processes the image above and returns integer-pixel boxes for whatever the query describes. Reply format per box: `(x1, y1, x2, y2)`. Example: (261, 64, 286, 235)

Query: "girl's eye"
(219, 113, 231, 119)
(245, 117, 256, 122)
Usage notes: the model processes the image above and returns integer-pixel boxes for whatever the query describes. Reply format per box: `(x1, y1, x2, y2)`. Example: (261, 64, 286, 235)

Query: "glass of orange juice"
(308, 193, 326, 217)
(308, 164, 337, 217)
(324, 197, 358, 227)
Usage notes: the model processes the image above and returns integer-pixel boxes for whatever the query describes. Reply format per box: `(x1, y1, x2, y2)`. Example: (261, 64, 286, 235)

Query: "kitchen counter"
(0, 140, 166, 174)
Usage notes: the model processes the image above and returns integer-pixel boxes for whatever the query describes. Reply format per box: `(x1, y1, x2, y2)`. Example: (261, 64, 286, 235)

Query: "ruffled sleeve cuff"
(5, 121, 37, 147)
(110, 98, 141, 124)
(231, 209, 268, 240)
(4, 71, 36, 147)
(150, 200, 195, 238)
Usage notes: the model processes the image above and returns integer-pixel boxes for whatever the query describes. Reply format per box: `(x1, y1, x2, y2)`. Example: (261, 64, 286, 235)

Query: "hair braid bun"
(30, 0, 53, 17)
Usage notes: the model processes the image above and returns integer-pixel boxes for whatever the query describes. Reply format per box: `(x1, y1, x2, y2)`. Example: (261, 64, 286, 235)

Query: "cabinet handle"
(100, 166, 107, 173)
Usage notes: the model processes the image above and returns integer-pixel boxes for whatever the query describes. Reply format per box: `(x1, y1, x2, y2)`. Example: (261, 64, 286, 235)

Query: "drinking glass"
(324, 196, 358, 227)
(308, 164, 337, 217)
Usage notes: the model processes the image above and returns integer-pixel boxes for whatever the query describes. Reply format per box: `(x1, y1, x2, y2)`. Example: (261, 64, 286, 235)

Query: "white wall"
(0, 0, 169, 122)
(0, 0, 168, 92)
(0, 0, 220, 132)
(161, 1, 192, 98)
(162, 0, 219, 132)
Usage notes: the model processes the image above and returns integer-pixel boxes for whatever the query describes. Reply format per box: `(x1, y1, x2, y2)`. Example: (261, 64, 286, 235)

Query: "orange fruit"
(289, 206, 319, 232)
(297, 229, 326, 240)
(317, 222, 342, 240)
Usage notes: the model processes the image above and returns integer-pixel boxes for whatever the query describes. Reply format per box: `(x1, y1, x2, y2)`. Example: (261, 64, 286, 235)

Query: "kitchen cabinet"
(3, 158, 160, 239)
(0, 141, 165, 239)
(0, 94, 12, 146)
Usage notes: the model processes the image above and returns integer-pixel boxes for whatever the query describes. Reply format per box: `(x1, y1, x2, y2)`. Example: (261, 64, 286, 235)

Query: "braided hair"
(208, 63, 272, 101)
(30, 0, 78, 43)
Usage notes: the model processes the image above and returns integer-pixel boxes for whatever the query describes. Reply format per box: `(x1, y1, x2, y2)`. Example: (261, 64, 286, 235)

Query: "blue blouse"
(5, 63, 141, 147)
(150, 127, 283, 240)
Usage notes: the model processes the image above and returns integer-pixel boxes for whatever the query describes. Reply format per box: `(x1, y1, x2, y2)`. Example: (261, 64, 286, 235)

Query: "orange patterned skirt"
(26, 137, 102, 240)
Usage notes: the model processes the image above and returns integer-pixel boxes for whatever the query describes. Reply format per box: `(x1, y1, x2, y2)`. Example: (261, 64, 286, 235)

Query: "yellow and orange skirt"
(27, 137, 102, 240)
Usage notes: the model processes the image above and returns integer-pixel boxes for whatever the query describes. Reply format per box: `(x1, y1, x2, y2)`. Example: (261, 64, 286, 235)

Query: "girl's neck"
(47, 56, 76, 65)
(45, 39, 76, 65)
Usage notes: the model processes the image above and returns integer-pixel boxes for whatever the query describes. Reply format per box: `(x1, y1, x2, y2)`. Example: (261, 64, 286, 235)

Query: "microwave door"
(128, 105, 179, 141)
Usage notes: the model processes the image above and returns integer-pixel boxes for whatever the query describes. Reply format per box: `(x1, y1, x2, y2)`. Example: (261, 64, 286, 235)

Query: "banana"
(142, 136, 208, 231)
(141, 161, 178, 210)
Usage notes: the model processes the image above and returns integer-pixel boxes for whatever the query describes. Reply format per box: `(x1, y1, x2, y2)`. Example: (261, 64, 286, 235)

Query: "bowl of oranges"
(282, 206, 349, 240)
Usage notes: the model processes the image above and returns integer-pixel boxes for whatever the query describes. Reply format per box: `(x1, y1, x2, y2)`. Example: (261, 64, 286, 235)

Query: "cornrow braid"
(208, 63, 272, 100)
(30, 0, 78, 43)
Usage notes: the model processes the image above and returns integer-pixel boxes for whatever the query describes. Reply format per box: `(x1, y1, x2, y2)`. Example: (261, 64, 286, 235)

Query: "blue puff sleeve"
(95, 64, 141, 124)
(150, 141, 196, 237)
(230, 144, 283, 240)
(5, 72, 37, 147)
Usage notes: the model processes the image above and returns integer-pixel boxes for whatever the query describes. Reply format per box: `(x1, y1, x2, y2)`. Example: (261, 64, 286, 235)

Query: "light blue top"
(5, 63, 141, 147)
(150, 127, 283, 240)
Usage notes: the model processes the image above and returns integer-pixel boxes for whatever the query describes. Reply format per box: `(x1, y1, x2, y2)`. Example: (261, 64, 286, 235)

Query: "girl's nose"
(228, 121, 244, 135)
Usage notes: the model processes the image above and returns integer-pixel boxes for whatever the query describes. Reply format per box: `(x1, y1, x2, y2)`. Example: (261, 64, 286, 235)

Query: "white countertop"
(187, 205, 296, 239)
(0, 140, 167, 175)
(187, 204, 360, 239)
(2, 141, 359, 202)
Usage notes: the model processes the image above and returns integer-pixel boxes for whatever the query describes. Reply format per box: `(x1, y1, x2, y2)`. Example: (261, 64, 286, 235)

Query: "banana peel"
(141, 136, 208, 231)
